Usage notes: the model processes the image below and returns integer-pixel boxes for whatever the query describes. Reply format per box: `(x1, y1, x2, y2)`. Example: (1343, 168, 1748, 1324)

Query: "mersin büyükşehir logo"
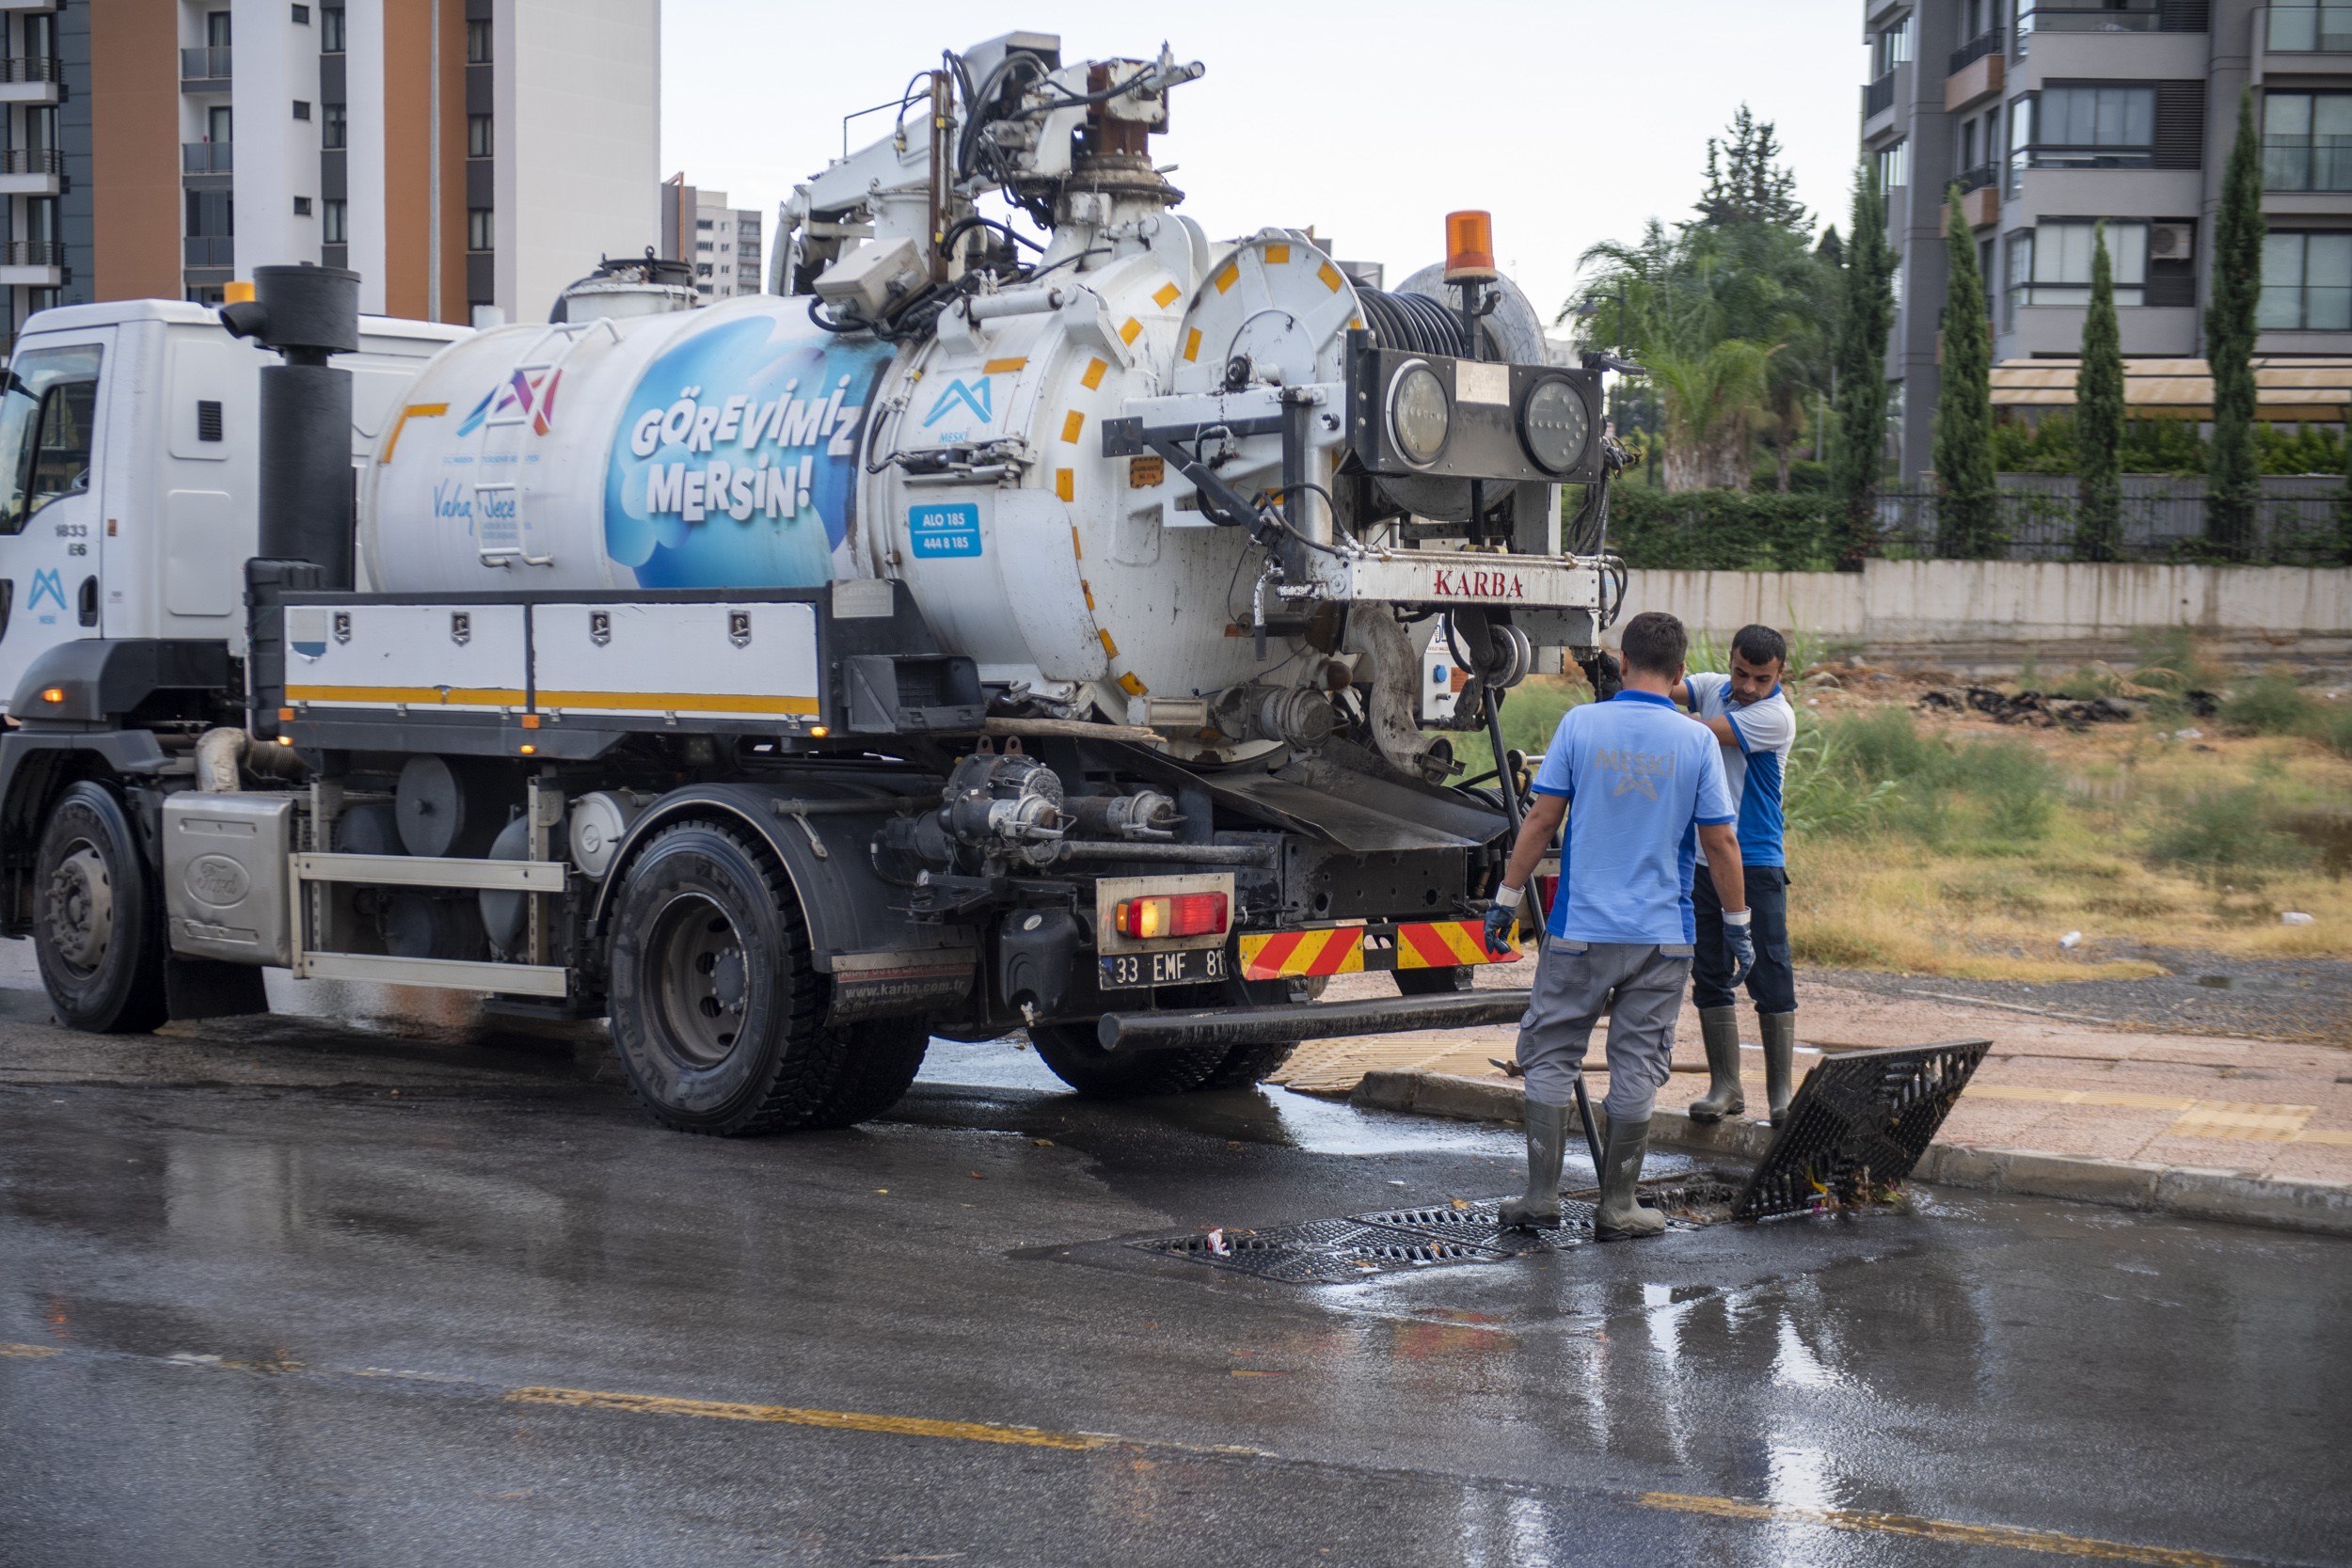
(602, 318, 890, 589)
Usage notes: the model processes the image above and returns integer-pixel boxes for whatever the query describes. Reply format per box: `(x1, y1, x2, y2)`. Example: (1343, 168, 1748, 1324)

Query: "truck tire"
(1027, 1021, 1228, 1098)
(32, 782, 168, 1034)
(605, 819, 908, 1134)
(1199, 1040, 1297, 1088)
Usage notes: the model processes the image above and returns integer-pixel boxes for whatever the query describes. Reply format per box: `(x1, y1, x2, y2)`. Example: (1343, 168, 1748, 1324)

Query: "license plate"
(1099, 946, 1228, 989)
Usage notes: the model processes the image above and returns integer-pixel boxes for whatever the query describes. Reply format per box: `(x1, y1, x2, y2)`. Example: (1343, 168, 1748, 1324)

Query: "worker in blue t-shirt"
(1482, 611, 1754, 1241)
(1676, 624, 1800, 1126)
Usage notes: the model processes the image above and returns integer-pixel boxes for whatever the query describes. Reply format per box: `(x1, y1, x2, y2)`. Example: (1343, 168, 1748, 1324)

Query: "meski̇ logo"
(26, 568, 65, 611)
(922, 377, 993, 428)
(603, 319, 890, 589)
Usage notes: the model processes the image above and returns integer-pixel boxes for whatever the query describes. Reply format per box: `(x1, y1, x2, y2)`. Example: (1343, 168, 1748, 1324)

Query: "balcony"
(0, 145, 59, 194)
(0, 54, 58, 103)
(1948, 27, 2005, 73)
(2268, 3, 2352, 52)
(1945, 41, 2004, 110)
(2016, 3, 2164, 55)
(183, 235, 233, 268)
(179, 46, 231, 88)
(1865, 70, 1896, 119)
(2012, 144, 2156, 176)
(2265, 135, 2352, 192)
(0, 238, 61, 285)
(182, 141, 232, 175)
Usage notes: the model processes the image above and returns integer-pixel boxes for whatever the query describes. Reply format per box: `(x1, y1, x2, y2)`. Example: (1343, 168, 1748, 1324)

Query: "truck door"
(0, 334, 110, 714)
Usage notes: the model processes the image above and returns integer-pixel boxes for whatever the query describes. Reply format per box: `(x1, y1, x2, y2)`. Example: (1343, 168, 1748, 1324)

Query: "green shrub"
(1802, 709, 2055, 847)
(2320, 704, 2352, 758)
(1604, 486, 1840, 571)
(2146, 786, 2305, 879)
(2129, 627, 2229, 694)
(2218, 672, 2314, 736)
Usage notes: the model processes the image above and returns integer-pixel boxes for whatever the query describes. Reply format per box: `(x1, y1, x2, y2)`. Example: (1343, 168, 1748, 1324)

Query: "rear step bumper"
(1098, 990, 1532, 1053)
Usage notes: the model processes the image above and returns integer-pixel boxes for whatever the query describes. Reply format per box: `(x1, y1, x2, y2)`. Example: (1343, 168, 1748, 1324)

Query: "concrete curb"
(1348, 1069, 2352, 1240)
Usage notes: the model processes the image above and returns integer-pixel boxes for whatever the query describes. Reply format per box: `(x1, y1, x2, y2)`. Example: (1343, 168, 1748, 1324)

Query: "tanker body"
(0, 33, 1629, 1131)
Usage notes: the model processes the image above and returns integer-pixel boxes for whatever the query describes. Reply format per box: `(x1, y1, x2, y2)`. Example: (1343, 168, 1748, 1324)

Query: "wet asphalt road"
(1, 968, 2348, 1567)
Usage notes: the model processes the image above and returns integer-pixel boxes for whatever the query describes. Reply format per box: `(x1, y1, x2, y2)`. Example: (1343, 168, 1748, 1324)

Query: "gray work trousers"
(1514, 936, 1693, 1121)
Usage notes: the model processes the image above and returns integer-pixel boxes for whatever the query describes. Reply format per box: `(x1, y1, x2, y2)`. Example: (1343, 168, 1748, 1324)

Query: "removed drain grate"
(1734, 1039, 1991, 1221)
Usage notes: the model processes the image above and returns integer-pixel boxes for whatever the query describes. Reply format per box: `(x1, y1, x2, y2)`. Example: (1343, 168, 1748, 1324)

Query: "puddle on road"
(914, 1038, 1530, 1161)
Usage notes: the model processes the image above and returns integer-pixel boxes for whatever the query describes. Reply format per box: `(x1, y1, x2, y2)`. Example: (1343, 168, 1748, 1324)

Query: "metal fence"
(1874, 488, 2346, 564)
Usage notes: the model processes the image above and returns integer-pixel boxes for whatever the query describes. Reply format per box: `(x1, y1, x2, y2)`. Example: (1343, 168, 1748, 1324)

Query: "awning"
(1989, 357, 2352, 420)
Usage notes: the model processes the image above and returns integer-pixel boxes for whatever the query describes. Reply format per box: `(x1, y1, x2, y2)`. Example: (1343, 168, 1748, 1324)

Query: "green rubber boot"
(1761, 1010, 1798, 1127)
(1593, 1115, 1666, 1241)
(1686, 1005, 1745, 1123)
(1500, 1100, 1569, 1228)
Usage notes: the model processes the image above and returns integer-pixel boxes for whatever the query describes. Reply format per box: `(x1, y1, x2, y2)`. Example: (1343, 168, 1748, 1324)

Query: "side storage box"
(164, 792, 296, 967)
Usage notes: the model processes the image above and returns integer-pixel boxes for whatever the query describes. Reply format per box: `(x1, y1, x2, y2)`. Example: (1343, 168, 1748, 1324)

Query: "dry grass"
(1787, 702, 2352, 977)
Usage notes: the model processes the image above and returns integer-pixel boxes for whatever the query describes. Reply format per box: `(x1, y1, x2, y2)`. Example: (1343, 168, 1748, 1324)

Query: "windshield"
(0, 343, 103, 535)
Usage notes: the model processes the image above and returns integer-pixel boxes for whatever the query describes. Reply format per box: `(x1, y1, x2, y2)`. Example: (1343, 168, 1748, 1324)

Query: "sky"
(659, 1, 1870, 329)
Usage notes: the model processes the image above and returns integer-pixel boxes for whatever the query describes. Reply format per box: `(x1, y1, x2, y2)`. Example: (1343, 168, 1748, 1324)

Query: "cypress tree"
(2207, 87, 2265, 560)
(1832, 163, 1896, 570)
(2075, 221, 2125, 562)
(1934, 186, 1999, 557)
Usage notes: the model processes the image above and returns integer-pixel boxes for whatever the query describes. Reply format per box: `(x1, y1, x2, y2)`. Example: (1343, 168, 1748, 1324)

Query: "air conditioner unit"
(2149, 223, 2195, 262)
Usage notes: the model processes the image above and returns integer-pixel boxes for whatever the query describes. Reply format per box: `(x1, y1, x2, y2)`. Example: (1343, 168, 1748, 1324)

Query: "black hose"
(1357, 288, 1470, 356)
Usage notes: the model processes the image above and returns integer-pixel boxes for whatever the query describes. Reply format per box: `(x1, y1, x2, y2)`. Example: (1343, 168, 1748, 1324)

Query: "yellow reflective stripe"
(287, 685, 526, 707)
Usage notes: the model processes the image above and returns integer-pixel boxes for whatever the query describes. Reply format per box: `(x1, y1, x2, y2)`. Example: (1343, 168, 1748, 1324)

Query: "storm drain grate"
(1133, 1176, 1746, 1283)
(1136, 1219, 1516, 1284)
(1733, 1038, 1992, 1221)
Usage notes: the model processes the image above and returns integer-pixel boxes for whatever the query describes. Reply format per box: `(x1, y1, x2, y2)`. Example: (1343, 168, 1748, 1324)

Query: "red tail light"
(1114, 892, 1229, 940)
(1536, 874, 1561, 912)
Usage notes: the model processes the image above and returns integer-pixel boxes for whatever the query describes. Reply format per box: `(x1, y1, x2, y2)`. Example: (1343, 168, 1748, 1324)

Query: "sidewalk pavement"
(1273, 967, 2352, 1235)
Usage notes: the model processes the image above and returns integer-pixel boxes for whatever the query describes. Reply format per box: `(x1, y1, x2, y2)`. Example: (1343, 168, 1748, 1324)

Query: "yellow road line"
(504, 1384, 1263, 1460)
(1638, 1492, 2236, 1567)
(0, 1344, 2255, 1563)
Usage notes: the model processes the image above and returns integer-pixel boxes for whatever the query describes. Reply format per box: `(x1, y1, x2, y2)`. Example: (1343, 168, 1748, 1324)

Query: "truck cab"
(0, 300, 466, 713)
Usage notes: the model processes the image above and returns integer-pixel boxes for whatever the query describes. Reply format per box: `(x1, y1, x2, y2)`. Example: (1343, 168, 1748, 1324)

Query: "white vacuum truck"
(0, 33, 1629, 1132)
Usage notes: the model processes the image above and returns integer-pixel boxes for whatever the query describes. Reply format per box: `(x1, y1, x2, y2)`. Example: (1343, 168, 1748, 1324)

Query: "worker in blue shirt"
(1483, 611, 1754, 1240)
(1677, 624, 1801, 1126)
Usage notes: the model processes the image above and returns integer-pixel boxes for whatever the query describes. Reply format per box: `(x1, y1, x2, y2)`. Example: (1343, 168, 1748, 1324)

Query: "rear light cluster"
(1536, 874, 1561, 912)
(1114, 892, 1229, 940)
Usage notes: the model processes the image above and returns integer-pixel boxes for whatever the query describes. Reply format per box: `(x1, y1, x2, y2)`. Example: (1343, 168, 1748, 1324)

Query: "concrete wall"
(1621, 562, 2352, 672)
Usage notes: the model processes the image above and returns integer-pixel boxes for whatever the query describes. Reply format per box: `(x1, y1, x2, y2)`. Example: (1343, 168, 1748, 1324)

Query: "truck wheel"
(1027, 1021, 1227, 1098)
(605, 819, 889, 1134)
(33, 782, 168, 1034)
(1199, 1040, 1297, 1088)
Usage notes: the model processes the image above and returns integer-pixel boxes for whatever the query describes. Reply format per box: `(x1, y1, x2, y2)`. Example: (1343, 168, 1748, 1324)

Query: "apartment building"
(4, 0, 658, 347)
(1861, 0, 2352, 476)
(659, 176, 761, 300)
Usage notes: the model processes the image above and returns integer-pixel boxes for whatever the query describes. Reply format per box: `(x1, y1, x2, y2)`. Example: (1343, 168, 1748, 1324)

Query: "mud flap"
(164, 956, 270, 1022)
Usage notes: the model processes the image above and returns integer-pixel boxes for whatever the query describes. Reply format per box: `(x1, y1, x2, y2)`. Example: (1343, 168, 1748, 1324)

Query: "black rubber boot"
(1593, 1115, 1666, 1241)
(1500, 1100, 1569, 1228)
(1761, 1010, 1798, 1126)
(1686, 1006, 1745, 1123)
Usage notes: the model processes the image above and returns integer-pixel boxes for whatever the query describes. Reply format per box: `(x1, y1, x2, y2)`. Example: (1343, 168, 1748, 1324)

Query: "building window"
(24, 104, 58, 154)
(207, 10, 231, 46)
(695, 262, 713, 277)
(292, 4, 309, 23)
(293, 100, 312, 120)
(322, 103, 345, 149)
(1874, 12, 1914, 72)
(321, 5, 344, 52)
(468, 208, 494, 252)
(323, 198, 346, 245)
(2008, 221, 2148, 311)
(1874, 138, 1910, 192)
(467, 19, 491, 63)
(293, 196, 311, 216)
(2269, 3, 2352, 51)
(2264, 93, 2352, 192)
(2259, 232, 2352, 330)
(2012, 85, 2157, 172)
(468, 114, 492, 158)
(206, 104, 231, 145)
